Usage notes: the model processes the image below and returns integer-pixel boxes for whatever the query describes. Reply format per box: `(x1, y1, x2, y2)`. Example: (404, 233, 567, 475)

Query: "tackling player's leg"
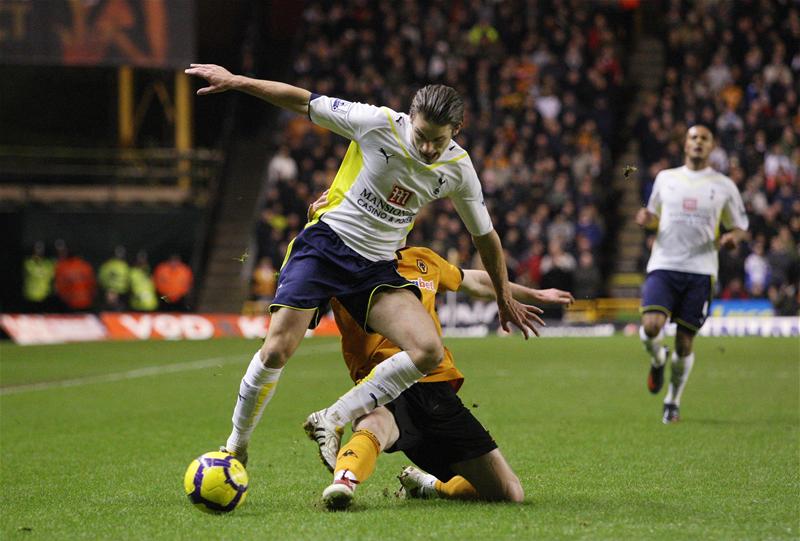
(321, 406, 399, 510)
(397, 449, 523, 502)
(397, 467, 478, 499)
(451, 448, 523, 502)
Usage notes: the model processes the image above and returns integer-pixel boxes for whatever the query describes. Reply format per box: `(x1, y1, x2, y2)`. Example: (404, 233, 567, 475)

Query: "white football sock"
(226, 351, 283, 453)
(324, 351, 424, 427)
(664, 352, 695, 406)
(639, 325, 666, 367)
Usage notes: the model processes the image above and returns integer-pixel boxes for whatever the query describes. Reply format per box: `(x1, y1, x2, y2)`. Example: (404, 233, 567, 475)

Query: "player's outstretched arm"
(184, 63, 311, 115)
(471, 230, 541, 339)
(459, 270, 574, 306)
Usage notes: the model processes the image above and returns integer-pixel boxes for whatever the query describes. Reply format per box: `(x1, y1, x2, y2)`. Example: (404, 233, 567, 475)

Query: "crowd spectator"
(266, 145, 298, 183)
(54, 241, 96, 311)
(573, 251, 603, 300)
(251, 257, 277, 301)
(129, 251, 158, 312)
(154, 254, 194, 311)
(744, 239, 771, 298)
(98, 246, 130, 311)
(22, 241, 55, 310)
(720, 277, 749, 300)
(539, 238, 576, 318)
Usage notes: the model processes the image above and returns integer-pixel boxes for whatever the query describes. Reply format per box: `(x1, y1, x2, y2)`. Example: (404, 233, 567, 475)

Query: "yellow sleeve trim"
(382, 108, 412, 160)
(427, 152, 468, 170)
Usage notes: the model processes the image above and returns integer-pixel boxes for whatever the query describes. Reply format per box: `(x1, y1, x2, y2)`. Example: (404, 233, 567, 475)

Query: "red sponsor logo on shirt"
(683, 198, 697, 211)
(388, 184, 413, 207)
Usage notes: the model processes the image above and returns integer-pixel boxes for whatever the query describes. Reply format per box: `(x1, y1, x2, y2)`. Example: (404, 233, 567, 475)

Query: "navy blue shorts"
(270, 219, 420, 330)
(384, 381, 498, 482)
(640, 269, 713, 332)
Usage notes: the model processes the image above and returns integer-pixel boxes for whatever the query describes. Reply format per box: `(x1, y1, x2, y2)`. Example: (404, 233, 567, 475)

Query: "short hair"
(687, 124, 715, 140)
(410, 84, 464, 128)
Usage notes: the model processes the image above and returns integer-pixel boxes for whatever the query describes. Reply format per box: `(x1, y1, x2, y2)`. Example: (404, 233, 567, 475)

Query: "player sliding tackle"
(185, 64, 542, 467)
(303, 192, 574, 510)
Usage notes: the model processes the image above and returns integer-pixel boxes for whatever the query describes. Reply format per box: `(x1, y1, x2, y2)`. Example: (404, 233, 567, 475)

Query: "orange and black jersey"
(330, 246, 465, 390)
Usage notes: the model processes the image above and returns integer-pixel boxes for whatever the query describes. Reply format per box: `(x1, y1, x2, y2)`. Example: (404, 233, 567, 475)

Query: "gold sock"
(434, 476, 479, 500)
(334, 429, 381, 483)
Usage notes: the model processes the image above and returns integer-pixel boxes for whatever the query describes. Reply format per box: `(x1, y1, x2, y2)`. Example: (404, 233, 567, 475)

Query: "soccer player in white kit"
(184, 64, 542, 467)
(636, 125, 748, 423)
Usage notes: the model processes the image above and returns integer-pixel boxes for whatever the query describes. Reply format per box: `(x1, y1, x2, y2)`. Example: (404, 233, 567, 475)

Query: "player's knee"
(642, 320, 662, 338)
(259, 344, 289, 369)
(413, 339, 444, 374)
(503, 477, 524, 503)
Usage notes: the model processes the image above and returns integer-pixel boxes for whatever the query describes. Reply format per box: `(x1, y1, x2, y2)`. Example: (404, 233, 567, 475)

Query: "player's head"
(684, 125, 714, 168)
(409, 84, 464, 163)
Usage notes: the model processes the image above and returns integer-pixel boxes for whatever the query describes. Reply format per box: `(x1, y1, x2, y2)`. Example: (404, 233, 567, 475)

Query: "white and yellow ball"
(183, 451, 248, 514)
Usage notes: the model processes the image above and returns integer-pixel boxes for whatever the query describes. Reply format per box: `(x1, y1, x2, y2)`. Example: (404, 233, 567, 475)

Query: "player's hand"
(498, 296, 544, 339)
(184, 64, 237, 95)
(718, 232, 739, 250)
(307, 189, 330, 222)
(535, 288, 575, 306)
(635, 207, 650, 227)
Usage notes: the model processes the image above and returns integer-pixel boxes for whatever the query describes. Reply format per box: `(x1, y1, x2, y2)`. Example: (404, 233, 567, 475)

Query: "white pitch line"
(0, 342, 341, 397)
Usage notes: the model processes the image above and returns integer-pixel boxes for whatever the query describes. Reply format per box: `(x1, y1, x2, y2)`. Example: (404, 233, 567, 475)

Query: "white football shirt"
(646, 165, 749, 278)
(306, 94, 492, 261)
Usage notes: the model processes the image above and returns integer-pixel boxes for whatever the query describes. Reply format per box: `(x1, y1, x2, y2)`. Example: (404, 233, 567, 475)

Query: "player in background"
(301, 192, 573, 510)
(185, 64, 541, 467)
(636, 125, 748, 423)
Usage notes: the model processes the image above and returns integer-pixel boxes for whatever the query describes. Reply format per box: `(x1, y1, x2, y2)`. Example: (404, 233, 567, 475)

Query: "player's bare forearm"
(185, 64, 310, 115)
(719, 227, 748, 249)
(472, 231, 541, 338)
(471, 230, 511, 302)
(234, 77, 311, 115)
(460, 270, 574, 305)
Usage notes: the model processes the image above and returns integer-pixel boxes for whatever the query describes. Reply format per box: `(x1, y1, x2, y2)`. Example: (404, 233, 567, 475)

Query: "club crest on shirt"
(330, 98, 352, 114)
(388, 184, 413, 207)
(682, 198, 698, 211)
(416, 259, 428, 273)
(433, 174, 447, 195)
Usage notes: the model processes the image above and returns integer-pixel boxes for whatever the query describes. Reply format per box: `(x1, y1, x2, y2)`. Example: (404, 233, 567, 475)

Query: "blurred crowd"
(632, 0, 800, 315)
(22, 241, 194, 313)
(252, 0, 634, 307)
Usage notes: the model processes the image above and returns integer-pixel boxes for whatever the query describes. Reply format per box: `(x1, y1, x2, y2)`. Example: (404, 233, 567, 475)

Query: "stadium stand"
(248, 0, 636, 316)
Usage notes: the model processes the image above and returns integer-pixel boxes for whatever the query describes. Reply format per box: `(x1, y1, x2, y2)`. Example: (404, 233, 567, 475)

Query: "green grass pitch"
(1, 336, 798, 540)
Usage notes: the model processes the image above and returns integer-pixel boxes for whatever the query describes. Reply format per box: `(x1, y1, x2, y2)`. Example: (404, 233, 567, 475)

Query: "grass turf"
(0, 336, 797, 540)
